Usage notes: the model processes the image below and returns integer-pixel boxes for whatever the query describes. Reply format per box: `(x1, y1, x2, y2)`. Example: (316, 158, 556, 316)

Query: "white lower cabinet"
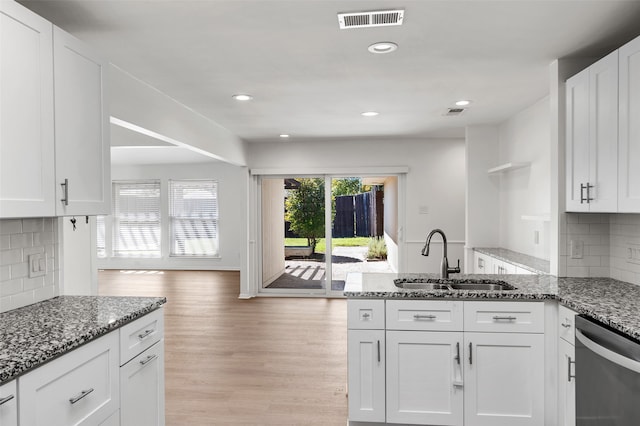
(386, 330, 464, 425)
(347, 300, 546, 426)
(18, 332, 120, 426)
(120, 341, 165, 426)
(464, 332, 544, 426)
(0, 380, 18, 426)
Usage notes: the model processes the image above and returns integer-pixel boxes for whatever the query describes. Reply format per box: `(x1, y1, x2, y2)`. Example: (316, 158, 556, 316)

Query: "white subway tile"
(568, 223, 590, 234)
(22, 218, 44, 233)
(589, 223, 609, 235)
(0, 266, 9, 281)
(0, 278, 23, 296)
(10, 291, 34, 309)
(23, 276, 44, 291)
(601, 256, 610, 267)
(589, 266, 610, 277)
(588, 245, 610, 256)
(579, 214, 609, 224)
(33, 231, 54, 246)
(0, 220, 22, 235)
(566, 214, 580, 224)
(567, 266, 590, 277)
(24, 246, 45, 256)
(34, 285, 54, 303)
(10, 233, 33, 249)
(0, 295, 14, 313)
(10, 262, 28, 279)
(0, 235, 10, 250)
(44, 272, 54, 286)
(0, 249, 22, 266)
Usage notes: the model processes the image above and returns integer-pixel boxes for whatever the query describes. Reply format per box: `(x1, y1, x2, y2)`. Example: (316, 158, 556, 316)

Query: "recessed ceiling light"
(361, 111, 379, 117)
(368, 42, 398, 54)
(232, 94, 253, 101)
(455, 100, 471, 106)
(279, 134, 290, 138)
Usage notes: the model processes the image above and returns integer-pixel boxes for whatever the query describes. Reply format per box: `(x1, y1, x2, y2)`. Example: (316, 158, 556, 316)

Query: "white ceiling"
(19, 0, 640, 152)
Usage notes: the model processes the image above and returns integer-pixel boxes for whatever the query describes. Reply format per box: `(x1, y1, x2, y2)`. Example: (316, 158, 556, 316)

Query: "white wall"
(497, 96, 551, 261)
(0, 218, 59, 312)
(97, 161, 246, 271)
(261, 178, 285, 285)
(247, 137, 466, 278)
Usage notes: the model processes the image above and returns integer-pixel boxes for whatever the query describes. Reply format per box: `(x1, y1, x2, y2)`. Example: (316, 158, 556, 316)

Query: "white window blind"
(96, 215, 106, 258)
(113, 181, 161, 257)
(169, 180, 219, 257)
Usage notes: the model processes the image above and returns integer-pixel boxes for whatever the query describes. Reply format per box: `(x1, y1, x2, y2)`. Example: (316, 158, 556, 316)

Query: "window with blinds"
(169, 180, 219, 257)
(112, 181, 161, 257)
(96, 215, 106, 258)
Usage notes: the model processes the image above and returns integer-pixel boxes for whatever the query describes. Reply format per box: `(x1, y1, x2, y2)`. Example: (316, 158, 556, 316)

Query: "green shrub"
(367, 237, 387, 260)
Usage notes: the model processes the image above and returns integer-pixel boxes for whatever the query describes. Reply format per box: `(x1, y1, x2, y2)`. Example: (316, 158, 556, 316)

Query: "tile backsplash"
(561, 213, 640, 285)
(0, 218, 59, 312)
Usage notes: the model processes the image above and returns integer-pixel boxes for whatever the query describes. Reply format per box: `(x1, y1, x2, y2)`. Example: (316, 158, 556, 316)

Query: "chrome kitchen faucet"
(422, 229, 461, 278)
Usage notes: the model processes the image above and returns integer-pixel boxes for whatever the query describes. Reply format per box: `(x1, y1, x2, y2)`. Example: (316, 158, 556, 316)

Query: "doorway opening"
(259, 175, 399, 296)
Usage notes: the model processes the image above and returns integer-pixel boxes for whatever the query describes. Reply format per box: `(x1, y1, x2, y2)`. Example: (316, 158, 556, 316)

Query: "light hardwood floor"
(98, 270, 348, 425)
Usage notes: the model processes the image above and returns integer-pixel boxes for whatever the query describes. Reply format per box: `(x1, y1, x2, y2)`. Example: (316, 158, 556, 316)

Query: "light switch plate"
(570, 240, 583, 259)
(28, 253, 46, 278)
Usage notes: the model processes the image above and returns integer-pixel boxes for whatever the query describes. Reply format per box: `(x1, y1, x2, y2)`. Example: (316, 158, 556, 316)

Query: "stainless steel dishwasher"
(575, 315, 640, 425)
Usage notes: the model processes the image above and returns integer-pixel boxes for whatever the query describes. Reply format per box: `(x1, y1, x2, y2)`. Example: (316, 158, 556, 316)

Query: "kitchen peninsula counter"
(0, 295, 166, 384)
(345, 272, 640, 342)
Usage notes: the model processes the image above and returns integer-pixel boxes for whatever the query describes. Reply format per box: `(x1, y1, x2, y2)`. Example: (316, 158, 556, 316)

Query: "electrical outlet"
(627, 243, 640, 265)
(28, 253, 46, 278)
(570, 240, 583, 259)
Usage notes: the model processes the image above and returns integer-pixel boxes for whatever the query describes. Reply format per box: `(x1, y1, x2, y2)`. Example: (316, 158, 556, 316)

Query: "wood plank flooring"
(98, 270, 348, 425)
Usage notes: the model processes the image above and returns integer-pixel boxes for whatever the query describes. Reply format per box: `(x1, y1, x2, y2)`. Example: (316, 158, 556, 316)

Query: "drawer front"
(386, 300, 463, 331)
(0, 380, 18, 426)
(120, 307, 164, 365)
(19, 332, 119, 426)
(464, 301, 544, 333)
(558, 304, 578, 344)
(347, 299, 385, 329)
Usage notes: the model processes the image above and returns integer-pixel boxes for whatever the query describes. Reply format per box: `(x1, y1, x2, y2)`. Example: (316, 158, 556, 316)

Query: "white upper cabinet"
(618, 35, 640, 212)
(566, 50, 618, 212)
(0, 1, 109, 218)
(0, 1, 55, 218)
(53, 27, 110, 216)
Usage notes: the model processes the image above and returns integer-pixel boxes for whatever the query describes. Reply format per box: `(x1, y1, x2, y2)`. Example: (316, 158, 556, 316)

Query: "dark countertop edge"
(474, 247, 550, 274)
(0, 298, 166, 385)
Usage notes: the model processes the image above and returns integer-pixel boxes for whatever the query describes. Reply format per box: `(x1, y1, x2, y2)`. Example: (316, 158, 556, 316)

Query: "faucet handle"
(449, 259, 461, 274)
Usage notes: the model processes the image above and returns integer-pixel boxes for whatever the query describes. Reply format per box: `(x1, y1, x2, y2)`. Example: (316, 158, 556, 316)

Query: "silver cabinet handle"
(138, 329, 155, 340)
(561, 322, 572, 329)
(362, 313, 370, 319)
(69, 388, 94, 404)
(413, 314, 436, 320)
(60, 178, 69, 206)
(454, 342, 460, 365)
(493, 315, 517, 321)
(568, 356, 575, 382)
(586, 183, 594, 203)
(580, 183, 586, 204)
(0, 394, 15, 406)
(377, 340, 381, 363)
(140, 354, 158, 366)
(469, 342, 473, 365)
(580, 183, 594, 204)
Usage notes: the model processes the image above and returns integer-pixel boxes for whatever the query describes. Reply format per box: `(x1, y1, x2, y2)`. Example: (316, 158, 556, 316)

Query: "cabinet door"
(386, 330, 464, 426)
(0, 1, 55, 218)
(120, 340, 165, 426)
(558, 338, 576, 426)
(347, 329, 385, 422)
(0, 380, 17, 426)
(53, 27, 110, 216)
(619, 35, 640, 212)
(464, 332, 544, 426)
(588, 50, 618, 212)
(566, 67, 590, 212)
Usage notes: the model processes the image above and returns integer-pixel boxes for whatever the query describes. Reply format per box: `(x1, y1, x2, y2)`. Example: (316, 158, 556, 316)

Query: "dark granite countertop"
(474, 247, 550, 274)
(345, 272, 640, 342)
(0, 295, 166, 384)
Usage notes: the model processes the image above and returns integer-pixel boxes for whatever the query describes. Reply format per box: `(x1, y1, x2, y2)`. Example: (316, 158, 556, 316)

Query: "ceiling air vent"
(445, 108, 466, 116)
(338, 9, 404, 30)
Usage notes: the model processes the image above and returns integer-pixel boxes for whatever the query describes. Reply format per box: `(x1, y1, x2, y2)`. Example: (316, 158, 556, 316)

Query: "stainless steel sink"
(393, 278, 515, 291)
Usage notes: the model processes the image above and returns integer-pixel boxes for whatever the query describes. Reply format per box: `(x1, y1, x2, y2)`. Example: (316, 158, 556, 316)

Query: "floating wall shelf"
(487, 162, 530, 175)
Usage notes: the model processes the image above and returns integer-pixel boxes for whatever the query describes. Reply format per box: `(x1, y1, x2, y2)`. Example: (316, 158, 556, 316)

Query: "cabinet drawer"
(464, 301, 544, 333)
(19, 332, 119, 426)
(348, 299, 385, 329)
(120, 308, 164, 365)
(0, 380, 17, 426)
(558, 304, 578, 344)
(386, 300, 463, 331)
